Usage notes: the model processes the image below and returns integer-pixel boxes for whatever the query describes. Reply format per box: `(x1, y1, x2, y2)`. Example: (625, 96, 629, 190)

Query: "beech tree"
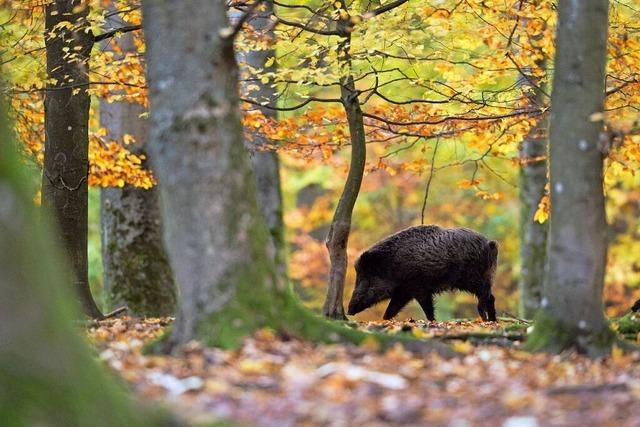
(99, 4, 176, 317)
(526, 0, 615, 356)
(0, 92, 173, 427)
(518, 53, 549, 318)
(42, 0, 102, 318)
(518, 103, 548, 319)
(141, 0, 448, 353)
(239, 1, 286, 275)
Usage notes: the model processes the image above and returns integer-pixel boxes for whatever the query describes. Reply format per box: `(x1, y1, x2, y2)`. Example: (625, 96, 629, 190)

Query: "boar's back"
(360, 225, 494, 286)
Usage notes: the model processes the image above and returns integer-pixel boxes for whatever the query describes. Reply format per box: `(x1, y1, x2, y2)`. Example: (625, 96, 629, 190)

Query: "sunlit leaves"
(3, 0, 151, 190)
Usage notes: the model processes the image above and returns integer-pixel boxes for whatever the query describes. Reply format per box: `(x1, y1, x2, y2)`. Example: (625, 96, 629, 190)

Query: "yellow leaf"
(359, 335, 380, 351)
(611, 344, 624, 363)
(123, 134, 136, 145)
(412, 327, 434, 339)
(238, 358, 273, 375)
(451, 341, 472, 354)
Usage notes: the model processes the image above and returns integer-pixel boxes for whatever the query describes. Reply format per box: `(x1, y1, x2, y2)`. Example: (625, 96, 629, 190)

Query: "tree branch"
(421, 138, 440, 225)
(505, 52, 550, 98)
(242, 96, 341, 111)
(225, 0, 264, 40)
(93, 24, 142, 43)
(275, 15, 339, 36)
(368, 0, 410, 17)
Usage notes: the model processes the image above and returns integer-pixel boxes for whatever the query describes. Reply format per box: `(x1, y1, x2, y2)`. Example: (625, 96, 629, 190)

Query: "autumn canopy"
(1, 0, 640, 425)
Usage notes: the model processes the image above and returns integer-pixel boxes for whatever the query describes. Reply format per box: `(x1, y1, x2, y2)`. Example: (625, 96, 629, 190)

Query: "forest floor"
(88, 316, 640, 427)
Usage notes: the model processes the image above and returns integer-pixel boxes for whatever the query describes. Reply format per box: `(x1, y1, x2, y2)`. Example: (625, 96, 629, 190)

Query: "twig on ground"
(546, 383, 628, 395)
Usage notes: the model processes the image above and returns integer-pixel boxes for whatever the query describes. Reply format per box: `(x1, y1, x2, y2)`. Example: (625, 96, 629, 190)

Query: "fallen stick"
(546, 383, 628, 395)
(437, 331, 525, 341)
(102, 306, 128, 319)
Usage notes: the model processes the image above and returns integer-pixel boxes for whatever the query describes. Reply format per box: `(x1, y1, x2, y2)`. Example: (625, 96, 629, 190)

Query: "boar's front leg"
(416, 293, 435, 321)
(383, 292, 412, 320)
(477, 293, 497, 321)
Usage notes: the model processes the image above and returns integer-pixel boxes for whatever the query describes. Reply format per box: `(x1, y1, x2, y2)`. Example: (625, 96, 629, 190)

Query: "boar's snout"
(347, 277, 368, 315)
(347, 302, 360, 316)
(347, 298, 363, 316)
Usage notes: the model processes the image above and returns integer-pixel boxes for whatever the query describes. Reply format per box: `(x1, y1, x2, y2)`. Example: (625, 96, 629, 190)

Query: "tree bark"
(42, 0, 102, 318)
(99, 8, 176, 317)
(322, 5, 367, 320)
(518, 63, 548, 319)
(526, 0, 615, 356)
(240, 1, 286, 276)
(141, 0, 449, 356)
(0, 90, 175, 427)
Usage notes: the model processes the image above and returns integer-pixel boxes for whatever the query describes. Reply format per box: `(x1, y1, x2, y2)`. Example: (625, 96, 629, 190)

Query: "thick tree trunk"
(323, 8, 366, 320)
(241, 1, 286, 275)
(0, 93, 174, 427)
(526, 0, 615, 356)
(142, 0, 449, 355)
(143, 0, 287, 351)
(42, 0, 102, 318)
(518, 65, 548, 319)
(100, 9, 176, 317)
(100, 103, 176, 317)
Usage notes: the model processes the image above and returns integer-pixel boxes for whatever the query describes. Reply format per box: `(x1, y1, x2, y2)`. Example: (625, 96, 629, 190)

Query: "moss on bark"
(105, 231, 176, 317)
(525, 311, 616, 357)
(150, 286, 452, 357)
(0, 98, 176, 426)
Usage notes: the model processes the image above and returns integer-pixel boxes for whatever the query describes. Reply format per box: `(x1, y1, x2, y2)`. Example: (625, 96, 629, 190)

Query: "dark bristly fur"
(632, 299, 640, 312)
(347, 225, 498, 321)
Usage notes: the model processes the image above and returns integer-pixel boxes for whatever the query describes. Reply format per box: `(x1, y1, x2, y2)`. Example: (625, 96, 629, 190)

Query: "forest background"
(2, 0, 640, 321)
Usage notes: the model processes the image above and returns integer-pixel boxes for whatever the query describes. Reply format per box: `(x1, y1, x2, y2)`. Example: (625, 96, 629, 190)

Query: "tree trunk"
(322, 6, 367, 320)
(141, 0, 449, 355)
(99, 8, 176, 317)
(0, 92, 174, 427)
(42, 0, 102, 318)
(526, 0, 615, 356)
(240, 1, 286, 276)
(518, 64, 548, 319)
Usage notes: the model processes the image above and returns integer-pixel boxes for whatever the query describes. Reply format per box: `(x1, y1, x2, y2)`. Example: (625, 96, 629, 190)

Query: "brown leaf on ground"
(88, 317, 640, 427)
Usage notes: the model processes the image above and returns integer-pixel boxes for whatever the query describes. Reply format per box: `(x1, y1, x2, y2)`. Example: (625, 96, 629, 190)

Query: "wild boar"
(347, 225, 498, 321)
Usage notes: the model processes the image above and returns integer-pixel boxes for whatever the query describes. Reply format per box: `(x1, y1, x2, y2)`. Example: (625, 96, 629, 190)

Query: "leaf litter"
(88, 316, 640, 427)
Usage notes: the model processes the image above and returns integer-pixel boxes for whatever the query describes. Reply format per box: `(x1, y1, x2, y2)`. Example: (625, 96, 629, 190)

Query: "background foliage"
(2, 0, 640, 318)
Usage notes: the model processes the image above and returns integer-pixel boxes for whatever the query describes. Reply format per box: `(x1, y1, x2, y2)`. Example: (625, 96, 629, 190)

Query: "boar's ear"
(356, 250, 386, 276)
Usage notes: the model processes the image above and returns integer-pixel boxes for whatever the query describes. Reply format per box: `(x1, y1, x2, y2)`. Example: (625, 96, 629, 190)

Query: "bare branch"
(241, 96, 341, 111)
(368, 0, 410, 17)
(274, 14, 339, 36)
(421, 138, 440, 225)
(363, 108, 539, 127)
(93, 24, 142, 43)
(225, 0, 264, 40)
(505, 52, 550, 98)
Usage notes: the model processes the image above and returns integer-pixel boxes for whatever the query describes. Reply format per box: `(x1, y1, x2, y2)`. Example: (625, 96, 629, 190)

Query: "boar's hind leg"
(416, 293, 435, 321)
(383, 293, 412, 320)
